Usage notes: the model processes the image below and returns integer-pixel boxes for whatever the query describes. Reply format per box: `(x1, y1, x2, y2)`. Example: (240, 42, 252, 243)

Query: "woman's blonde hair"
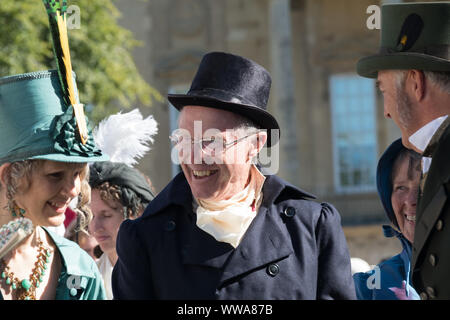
(0, 159, 92, 232)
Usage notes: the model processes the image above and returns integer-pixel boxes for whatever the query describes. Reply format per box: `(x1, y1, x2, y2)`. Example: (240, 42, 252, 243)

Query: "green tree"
(0, 0, 162, 123)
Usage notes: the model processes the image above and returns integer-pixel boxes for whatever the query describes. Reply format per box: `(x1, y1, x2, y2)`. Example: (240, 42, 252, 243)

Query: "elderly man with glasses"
(112, 52, 356, 300)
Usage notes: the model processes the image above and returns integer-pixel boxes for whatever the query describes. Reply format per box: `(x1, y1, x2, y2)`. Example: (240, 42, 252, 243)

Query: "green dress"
(0, 227, 106, 300)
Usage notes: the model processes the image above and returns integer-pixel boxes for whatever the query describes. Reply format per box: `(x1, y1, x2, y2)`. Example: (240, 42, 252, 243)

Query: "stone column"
(268, 0, 300, 184)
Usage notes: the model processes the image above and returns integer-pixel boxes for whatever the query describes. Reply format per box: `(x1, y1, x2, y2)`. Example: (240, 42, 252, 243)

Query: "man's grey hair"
(232, 117, 262, 137)
(232, 117, 265, 165)
(424, 71, 450, 94)
(394, 70, 408, 90)
(394, 70, 450, 94)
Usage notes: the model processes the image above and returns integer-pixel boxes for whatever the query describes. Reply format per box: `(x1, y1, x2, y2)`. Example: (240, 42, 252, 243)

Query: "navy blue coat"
(112, 173, 356, 300)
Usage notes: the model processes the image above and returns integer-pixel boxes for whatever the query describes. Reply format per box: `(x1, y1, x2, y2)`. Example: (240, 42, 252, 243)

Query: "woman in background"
(89, 161, 155, 299)
(353, 139, 420, 300)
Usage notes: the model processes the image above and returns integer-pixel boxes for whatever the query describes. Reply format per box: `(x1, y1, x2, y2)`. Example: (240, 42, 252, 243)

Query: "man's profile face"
(177, 105, 255, 202)
(377, 70, 415, 148)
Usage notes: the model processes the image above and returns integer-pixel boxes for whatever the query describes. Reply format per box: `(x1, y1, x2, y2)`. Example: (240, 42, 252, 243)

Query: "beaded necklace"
(0, 229, 52, 300)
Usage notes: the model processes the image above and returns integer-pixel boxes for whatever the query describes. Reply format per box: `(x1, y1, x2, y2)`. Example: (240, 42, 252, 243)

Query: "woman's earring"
(10, 203, 25, 218)
(18, 207, 26, 217)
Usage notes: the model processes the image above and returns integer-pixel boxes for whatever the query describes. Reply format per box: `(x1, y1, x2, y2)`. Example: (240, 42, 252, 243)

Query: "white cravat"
(409, 115, 448, 174)
(195, 165, 266, 248)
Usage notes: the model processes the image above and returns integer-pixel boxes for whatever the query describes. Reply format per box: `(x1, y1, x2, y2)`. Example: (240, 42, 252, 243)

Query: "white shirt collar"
(408, 115, 448, 153)
(408, 115, 448, 174)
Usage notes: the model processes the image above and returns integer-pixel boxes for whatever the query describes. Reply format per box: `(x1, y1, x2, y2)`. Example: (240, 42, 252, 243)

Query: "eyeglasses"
(169, 133, 255, 155)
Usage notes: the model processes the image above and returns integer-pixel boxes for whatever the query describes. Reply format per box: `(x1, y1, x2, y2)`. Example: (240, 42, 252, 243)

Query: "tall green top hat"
(0, 70, 108, 164)
(0, 1, 108, 164)
(357, 2, 450, 78)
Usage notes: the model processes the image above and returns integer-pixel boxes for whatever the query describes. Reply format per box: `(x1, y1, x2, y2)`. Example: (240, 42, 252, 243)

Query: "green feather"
(43, 0, 67, 18)
(42, 0, 71, 107)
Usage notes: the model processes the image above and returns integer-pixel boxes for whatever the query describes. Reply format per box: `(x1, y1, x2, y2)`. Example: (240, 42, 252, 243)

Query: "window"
(330, 74, 377, 193)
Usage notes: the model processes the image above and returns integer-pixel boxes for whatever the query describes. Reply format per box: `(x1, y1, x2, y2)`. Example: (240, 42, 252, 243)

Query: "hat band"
(379, 44, 449, 60)
(187, 88, 260, 108)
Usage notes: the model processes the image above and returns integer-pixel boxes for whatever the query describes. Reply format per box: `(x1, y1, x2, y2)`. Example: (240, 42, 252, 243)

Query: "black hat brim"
(168, 94, 280, 147)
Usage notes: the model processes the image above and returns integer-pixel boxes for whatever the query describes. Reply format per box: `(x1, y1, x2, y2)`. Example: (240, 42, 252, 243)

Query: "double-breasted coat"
(412, 119, 450, 300)
(112, 173, 356, 300)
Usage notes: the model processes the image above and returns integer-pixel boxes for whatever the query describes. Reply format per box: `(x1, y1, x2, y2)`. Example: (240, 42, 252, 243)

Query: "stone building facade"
(113, 0, 444, 265)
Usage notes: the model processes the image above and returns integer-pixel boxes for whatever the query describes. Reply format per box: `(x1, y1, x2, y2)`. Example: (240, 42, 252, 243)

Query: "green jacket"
(1, 228, 106, 300)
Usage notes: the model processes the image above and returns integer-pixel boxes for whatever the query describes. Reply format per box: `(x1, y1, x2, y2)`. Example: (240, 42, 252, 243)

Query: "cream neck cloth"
(195, 165, 266, 248)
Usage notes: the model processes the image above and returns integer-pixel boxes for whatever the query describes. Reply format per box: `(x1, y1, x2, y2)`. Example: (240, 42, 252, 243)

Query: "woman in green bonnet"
(0, 72, 108, 300)
(0, 1, 108, 300)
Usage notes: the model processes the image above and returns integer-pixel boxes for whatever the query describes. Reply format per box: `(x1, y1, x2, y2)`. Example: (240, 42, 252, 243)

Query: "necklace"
(0, 232, 52, 300)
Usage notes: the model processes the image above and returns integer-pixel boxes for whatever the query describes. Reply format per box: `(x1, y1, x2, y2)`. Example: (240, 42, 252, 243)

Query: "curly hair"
(95, 181, 145, 219)
(0, 159, 92, 232)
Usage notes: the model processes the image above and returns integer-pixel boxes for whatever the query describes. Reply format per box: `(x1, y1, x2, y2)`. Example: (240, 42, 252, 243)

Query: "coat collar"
(417, 122, 450, 217)
(43, 227, 96, 278)
(218, 205, 292, 285)
(260, 174, 316, 205)
(143, 172, 316, 219)
(422, 115, 450, 157)
(142, 172, 193, 219)
(412, 184, 448, 270)
(219, 175, 315, 285)
(158, 173, 316, 284)
(382, 225, 412, 262)
(413, 124, 450, 270)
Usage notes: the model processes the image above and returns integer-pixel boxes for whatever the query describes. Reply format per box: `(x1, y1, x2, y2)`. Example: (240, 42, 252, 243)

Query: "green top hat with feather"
(357, 1, 450, 78)
(0, 0, 108, 164)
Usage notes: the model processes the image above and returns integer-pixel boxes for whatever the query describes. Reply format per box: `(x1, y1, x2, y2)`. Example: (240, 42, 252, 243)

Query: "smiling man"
(112, 51, 355, 300)
(357, 2, 450, 299)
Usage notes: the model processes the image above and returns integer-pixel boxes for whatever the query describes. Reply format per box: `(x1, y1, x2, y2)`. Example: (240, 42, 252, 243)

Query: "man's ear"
(247, 131, 267, 161)
(0, 163, 11, 187)
(408, 69, 426, 102)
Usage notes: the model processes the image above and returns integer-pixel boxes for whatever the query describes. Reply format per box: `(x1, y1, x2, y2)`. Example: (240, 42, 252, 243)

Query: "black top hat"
(168, 52, 280, 147)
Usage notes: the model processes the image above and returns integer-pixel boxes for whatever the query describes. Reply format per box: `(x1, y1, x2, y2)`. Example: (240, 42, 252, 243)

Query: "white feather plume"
(93, 109, 158, 167)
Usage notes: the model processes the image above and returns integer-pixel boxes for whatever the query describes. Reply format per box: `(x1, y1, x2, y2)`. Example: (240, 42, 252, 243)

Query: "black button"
(267, 263, 279, 277)
(283, 207, 296, 218)
(165, 220, 176, 231)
